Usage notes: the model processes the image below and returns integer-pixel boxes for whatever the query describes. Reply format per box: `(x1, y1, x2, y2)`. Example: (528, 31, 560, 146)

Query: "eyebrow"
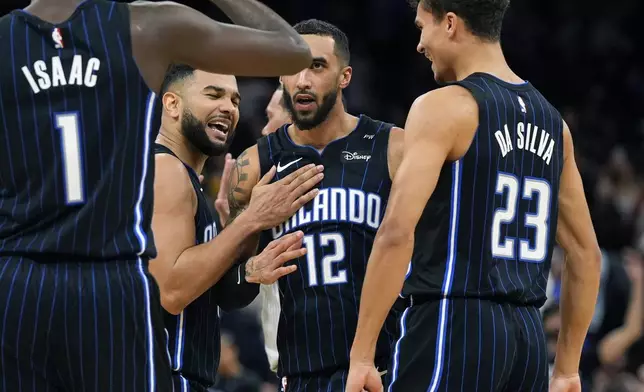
(312, 57, 328, 65)
(202, 85, 241, 101)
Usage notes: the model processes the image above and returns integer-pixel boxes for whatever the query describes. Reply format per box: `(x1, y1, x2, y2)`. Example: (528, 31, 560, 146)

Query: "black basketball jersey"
(402, 73, 564, 307)
(155, 144, 222, 389)
(257, 115, 399, 377)
(0, 0, 157, 260)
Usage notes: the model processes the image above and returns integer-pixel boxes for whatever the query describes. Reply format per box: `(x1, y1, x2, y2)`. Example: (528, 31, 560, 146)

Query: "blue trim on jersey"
(133, 91, 156, 391)
(134, 91, 155, 254)
(427, 160, 462, 392)
(172, 311, 186, 371)
(388, 299, 412, 392)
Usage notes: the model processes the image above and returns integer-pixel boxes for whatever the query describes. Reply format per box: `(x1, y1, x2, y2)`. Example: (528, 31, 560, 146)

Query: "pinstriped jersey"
(402, 73, 564, 307)
(155, 144, 222, 390)
(257, 115, 399, 377)
(0, 0, 157, 260)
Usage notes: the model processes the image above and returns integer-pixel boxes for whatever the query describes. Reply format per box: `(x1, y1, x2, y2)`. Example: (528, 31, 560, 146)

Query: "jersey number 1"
(303, 233, 347, 286)
(55, 112, 85, 205)
(491, 172, 551, 263)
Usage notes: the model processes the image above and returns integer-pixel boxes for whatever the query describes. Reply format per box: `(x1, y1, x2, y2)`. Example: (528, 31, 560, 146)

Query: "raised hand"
(244, 231, 305, 284)
(247, 163, 324, 229)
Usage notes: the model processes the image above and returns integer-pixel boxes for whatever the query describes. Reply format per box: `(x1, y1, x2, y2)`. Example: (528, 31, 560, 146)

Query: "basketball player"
(228, 19, 405, 391)
(347, 1, 601, 392)
(152, 65, 322, 391)
(262, 85, 292, 136)
(0, 0, 312, 390)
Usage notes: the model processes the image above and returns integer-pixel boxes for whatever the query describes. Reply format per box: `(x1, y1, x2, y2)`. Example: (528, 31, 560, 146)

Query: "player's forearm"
(554, 248, 601, 376)
(165, 212, 261, 314)
(351, 227, 414, 362)
(209, 0, 305, 42)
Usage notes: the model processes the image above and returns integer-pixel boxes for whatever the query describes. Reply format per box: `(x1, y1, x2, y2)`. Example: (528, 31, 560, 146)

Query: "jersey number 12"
(491, 172, 551, 263)
(303, 233, 347, 286)
(55, 112, 85, 205)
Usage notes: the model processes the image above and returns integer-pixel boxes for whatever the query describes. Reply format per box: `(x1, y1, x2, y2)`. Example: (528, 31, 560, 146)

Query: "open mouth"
(207, 119, 231, 134)
(294, 94, 316, 110)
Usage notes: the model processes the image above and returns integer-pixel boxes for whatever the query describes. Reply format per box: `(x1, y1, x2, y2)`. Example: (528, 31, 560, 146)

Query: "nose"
(417, 42, 424, 54)
(295, 69, 312, 91)
(218, 97, 235, 114)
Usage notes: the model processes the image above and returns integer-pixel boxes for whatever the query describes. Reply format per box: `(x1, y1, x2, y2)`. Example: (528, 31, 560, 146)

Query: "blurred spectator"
(211, 332, 265, 392)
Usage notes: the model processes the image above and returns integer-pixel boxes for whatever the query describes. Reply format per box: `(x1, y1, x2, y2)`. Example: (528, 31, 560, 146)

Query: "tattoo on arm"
(227, 149, 251, 225)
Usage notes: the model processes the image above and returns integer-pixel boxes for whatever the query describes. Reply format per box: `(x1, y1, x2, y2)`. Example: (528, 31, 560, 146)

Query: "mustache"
(293, 91, 317, 99)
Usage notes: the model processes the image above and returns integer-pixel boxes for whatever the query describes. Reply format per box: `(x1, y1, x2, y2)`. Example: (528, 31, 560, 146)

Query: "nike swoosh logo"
(277, 158, 303, 173)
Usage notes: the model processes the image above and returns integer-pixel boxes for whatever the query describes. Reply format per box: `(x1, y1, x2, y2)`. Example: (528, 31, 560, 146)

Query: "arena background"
(1, 1, 643, 391)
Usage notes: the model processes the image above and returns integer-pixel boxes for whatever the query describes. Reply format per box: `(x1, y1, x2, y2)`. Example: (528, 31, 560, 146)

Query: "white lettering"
(21, 55, 101, 94)
(495, 122, 557, 166)
(270, 187, 383, 239)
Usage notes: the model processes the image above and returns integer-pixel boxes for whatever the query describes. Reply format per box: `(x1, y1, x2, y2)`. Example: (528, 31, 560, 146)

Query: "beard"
(180, 108, 229, 156)
(282, 86, 338, 130)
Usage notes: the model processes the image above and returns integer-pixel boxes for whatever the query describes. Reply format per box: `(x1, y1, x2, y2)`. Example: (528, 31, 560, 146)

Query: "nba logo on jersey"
(52, 28, 64, 49)
(281, 377, 288, 391)
(518, 96, 527, 113)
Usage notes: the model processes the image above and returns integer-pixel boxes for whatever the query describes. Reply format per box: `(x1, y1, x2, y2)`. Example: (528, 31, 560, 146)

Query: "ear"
(445, 11, 457, 38)
(339, 66, 352, 89)
(162, 91, 181, 119)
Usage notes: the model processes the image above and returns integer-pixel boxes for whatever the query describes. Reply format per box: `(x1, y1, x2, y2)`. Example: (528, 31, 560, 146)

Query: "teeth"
(208, 121, 229, 132)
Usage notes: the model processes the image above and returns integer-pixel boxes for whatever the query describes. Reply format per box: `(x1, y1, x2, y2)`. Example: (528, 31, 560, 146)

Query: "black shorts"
(172, 373, 210, 392)
(0, 256, 173, 392)
(388, 297, 548, 392)
(280, 368, 389, 392)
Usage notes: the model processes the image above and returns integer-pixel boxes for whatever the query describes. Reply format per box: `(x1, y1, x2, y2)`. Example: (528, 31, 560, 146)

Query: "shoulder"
(411, 86, 477, 122)
(236, 143, 260, 171)
(407, 87, 477, 139)
(154, 153, 195, 205)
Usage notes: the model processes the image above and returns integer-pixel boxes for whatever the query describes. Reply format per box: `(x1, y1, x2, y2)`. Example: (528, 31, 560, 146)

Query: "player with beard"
(226, 20, 406, 391)
(150, 65, 324, 391)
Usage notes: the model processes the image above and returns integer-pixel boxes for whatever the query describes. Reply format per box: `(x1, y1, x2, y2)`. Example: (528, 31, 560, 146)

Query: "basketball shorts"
(0, 255, 173, 391)
(388, 297, 548, 392)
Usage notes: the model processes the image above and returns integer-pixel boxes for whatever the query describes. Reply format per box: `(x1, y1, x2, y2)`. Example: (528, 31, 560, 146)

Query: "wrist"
(552, 357, 579, 378)
(244, 257, 254, 283)
(349, 344, 375, 364)
(233, 209, 262, 233)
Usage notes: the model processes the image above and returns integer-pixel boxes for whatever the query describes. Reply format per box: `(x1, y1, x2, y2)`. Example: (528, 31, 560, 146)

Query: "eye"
(312, 62, 324, 70)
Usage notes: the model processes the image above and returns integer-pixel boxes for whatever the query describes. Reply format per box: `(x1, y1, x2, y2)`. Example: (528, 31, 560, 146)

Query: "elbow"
(160, 289, 187, 316)
(377, 220, 415, 249)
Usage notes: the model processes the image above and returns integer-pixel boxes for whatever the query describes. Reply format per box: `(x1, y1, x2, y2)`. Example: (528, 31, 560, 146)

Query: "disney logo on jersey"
(341, 150, 371, 163)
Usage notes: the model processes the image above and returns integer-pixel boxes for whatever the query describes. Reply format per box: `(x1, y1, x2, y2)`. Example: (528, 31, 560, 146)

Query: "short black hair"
(293, 19, 350, 65)
(408, 0, 510, 41)
(160, 64, 195, 94)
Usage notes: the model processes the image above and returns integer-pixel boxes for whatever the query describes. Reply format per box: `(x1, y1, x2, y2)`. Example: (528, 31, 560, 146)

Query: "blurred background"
(2, 0, 643, 391)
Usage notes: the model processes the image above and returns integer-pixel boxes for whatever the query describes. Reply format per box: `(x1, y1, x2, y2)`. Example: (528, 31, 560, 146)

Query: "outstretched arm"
(130, 0, 312, 92)
(349, 87, 474, 365)
(552, 122, 602, 378)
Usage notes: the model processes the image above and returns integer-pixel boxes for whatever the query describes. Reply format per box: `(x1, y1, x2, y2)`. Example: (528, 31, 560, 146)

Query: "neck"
(452, 40, 522, 83)
(288, 101, 359, 150)
(156, 123, 209, 174)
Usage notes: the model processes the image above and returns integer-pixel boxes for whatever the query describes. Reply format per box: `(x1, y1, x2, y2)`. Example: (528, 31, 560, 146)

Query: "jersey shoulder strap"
(256, 127, 285, 178)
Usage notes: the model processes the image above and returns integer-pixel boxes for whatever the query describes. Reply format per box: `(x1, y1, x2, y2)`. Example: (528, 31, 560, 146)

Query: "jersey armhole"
(256, 135, 274, 178)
